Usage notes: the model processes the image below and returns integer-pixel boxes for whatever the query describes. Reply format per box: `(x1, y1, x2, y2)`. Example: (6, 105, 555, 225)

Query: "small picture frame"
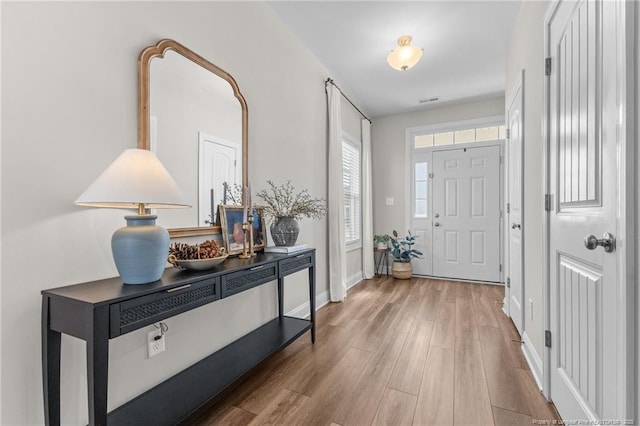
(219, 205, 267, 255)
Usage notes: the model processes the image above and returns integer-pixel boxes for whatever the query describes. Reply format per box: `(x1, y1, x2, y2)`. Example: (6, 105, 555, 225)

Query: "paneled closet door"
(548, 0, 622, 420)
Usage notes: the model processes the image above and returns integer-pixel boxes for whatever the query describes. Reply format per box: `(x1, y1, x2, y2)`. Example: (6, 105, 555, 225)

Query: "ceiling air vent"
(418, 97, 440, 104)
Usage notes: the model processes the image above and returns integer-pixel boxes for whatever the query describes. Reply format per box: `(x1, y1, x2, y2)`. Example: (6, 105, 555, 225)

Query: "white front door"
(411, 152, 432, 275)
(548, 0, 626, 420)
(199, 133, 241, 226)
(432, 145, 501, 282)
(506, 72, 525, 335)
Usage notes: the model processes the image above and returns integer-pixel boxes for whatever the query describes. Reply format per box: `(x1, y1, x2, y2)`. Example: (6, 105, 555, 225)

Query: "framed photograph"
(219, 205, 267, 256)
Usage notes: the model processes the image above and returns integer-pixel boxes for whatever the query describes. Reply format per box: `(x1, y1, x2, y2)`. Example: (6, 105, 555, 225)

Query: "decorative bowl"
(168, 254, 228, 271)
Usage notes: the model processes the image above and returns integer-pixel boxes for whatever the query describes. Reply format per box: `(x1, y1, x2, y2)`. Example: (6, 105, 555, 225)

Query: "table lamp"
(75, 149, 190, 284)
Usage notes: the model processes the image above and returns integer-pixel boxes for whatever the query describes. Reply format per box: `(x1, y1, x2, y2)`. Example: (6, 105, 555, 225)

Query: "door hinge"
(500, 210, 503, 219)
(545, 330, 552, 348)
(506, 128, 510, 139)
(499, 156, 503, 164)
(544, 194, 551, 212)
(499, 264, 503, 272)
(507, 203, 511, 214)
(506, 277, 511, 288)
(429, 173, 434, 179)
(545, 57, 552, 76)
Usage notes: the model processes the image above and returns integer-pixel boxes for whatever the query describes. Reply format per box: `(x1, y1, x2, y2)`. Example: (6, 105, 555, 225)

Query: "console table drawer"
(221, 262, 278, 297)
(279, 252, 314, 277)
(110, 278, 220, 337)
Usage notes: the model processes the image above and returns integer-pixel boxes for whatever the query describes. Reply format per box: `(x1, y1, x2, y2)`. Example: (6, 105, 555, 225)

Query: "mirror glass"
(139, 40, 248, 237)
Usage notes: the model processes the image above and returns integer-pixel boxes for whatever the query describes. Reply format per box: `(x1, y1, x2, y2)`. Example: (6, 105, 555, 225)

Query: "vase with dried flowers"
(256, 180, 326, 246)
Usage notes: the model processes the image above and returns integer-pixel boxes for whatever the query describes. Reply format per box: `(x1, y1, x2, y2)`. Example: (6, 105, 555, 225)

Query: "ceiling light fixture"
(386, 35, 423, 71)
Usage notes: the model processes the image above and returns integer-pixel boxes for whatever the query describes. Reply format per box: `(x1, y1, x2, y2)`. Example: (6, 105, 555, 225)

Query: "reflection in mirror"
(150, 51, 241, 228)
(138, 39, 248, 238)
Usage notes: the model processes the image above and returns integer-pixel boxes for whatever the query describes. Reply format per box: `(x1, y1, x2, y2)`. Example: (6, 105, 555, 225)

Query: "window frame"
(408, 115, 506, 150)
(404, 115, 505, 232)
(342, 132, 362, 252)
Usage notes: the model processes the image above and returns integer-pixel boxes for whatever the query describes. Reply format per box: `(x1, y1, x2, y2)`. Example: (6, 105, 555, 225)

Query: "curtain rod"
(325, 78, 372, 123)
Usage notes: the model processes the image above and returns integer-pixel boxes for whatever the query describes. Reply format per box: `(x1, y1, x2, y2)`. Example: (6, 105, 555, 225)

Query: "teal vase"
(111, 215, 169, 284)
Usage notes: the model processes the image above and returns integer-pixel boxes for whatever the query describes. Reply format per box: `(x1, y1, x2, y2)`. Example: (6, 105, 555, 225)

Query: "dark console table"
(41, 249, 316, 426)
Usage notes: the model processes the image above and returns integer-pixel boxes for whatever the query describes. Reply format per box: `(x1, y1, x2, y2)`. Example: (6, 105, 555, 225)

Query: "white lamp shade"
(387, 35, 423, 71)
(75, 148, 190, 209)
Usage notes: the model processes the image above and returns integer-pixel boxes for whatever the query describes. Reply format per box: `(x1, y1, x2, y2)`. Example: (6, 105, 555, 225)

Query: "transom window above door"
(414, 124, 506, 148)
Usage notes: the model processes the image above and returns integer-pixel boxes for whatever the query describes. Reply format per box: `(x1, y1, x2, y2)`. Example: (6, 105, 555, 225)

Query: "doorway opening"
(407, 117, 505, 283)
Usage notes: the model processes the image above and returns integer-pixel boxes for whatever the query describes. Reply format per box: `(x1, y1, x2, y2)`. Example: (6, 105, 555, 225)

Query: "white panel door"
(411, 152, 432, 275)
(198, 133, 241, 226)
(507, 73, 525, 335)
(432, 146, 500, 282)
(548, 0, 621, 420)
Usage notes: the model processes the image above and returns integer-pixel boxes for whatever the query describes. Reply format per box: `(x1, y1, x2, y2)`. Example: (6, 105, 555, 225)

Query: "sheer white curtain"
(327, 84, 346, 302)
(361, 119, 375, 279)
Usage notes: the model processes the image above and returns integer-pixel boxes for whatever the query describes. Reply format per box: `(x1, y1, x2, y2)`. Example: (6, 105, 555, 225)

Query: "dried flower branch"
(222, 182, 243, 205)
(256, 180, 326, 221)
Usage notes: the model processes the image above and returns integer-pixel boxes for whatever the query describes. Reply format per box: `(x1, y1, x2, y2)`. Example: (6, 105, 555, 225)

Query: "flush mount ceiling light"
(386, 35, 423, 71)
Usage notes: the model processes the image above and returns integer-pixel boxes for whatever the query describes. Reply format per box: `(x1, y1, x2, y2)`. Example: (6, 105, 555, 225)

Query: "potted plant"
(389, 230, 422, 279)
(374, 234, 390, 249)
(256, 180, 326, 246)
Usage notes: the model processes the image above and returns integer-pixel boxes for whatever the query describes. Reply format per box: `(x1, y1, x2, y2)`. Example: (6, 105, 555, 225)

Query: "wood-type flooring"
(183, 276, 560, 425)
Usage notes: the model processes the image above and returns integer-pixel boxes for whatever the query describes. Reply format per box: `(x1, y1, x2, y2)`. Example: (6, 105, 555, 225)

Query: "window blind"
(342, 139, 361, 245)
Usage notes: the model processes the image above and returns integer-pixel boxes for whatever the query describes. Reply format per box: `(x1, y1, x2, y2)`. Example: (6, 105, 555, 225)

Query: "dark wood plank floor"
(184, 276, 560, 425)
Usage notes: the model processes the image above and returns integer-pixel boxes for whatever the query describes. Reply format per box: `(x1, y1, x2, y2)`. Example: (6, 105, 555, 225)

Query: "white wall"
(0, 2, 3, 421)
(505, 0, 548, 359)
(1, 2, 330, 424)
(635, 2, 639, 421)
(371, 96, 505, 236)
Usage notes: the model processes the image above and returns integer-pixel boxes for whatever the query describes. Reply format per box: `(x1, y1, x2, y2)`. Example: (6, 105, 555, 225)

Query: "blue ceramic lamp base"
(112, 215, 169, 284)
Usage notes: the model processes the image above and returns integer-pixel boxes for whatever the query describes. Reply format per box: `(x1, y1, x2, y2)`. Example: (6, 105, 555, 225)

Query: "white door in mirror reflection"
(199, 132, 241, 226)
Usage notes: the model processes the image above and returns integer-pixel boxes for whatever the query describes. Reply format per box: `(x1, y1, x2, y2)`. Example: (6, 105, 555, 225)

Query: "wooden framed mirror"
(138, 39, 248, 238)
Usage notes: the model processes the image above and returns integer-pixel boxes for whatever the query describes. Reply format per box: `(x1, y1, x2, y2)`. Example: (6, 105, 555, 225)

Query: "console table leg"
(308, 265, 316, 344)
(277, 277, 284, 319)
(42, 296, 61, 426)
(87, 306, 109, 426)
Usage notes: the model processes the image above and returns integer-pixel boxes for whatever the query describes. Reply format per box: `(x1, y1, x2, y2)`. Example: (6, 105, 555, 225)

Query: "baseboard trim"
(522, 331, 544, 390)
(415, 274, 504, 286)
(286, 289, 330, 319)
(347, 271, 363, 290)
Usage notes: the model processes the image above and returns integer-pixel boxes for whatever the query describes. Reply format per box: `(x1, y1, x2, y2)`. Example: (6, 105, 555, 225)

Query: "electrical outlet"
(529, 298, 534, 321)
(147, 329, 165, 358)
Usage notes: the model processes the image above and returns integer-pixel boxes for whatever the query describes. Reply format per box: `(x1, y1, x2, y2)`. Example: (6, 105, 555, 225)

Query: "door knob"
(584, 233, 615, 253)
(511, 223, 521, 229)
(434, 222, 440, 227)
(435, 213, 440, 218)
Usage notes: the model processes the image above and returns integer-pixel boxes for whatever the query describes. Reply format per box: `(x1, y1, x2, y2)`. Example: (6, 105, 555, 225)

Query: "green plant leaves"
(389, 229, 422, 261)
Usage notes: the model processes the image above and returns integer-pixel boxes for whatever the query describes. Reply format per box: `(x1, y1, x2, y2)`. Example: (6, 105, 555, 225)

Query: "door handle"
(584, 233, 615, 253)
(434, 213, 440, 218)
(434, 222, 440, 227)
(511, 223, 521, 229)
